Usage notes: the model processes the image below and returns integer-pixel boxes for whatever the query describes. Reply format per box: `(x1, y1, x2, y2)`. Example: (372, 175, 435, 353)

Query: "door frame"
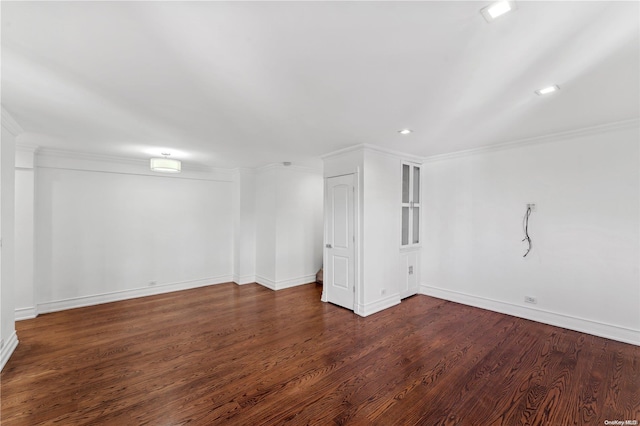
(321, 171, 360, 311)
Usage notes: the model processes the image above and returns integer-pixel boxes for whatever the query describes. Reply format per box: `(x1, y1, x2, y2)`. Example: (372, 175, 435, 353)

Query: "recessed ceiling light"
(535, 85, 560, 96)
(398, 129, 412, 135)
(480, 1, 516, 22)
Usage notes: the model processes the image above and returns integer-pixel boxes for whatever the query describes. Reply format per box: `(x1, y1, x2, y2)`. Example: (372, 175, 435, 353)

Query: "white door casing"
(324, 174, 355, 310)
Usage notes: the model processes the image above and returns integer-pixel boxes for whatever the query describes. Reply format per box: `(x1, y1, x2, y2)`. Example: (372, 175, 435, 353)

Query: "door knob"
(325, 243, 333, 248)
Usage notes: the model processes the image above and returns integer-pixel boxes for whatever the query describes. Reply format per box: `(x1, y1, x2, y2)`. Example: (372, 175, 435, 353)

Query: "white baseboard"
(15, 306, 38, 321)
(420, 284, 640, 346)
(37, 275, 234, 315)
(354, 294, 401, 317)
(255, 275, 276, 290)
(233, 275, 256, 285)
(256, 274, 316, 291)
(1, 331, 19, 371)
(274, 274, 317, 290)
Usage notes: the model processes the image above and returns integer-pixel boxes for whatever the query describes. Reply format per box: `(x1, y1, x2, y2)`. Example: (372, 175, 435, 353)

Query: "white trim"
(420, 284, 640, 346)
(354, 294, 401, 317)
(255, 275, 276, 290)
(233, 275, 256, 285)
(322, 143, 423, 163)
(36, 148, 235, 182)
(423, 118, 640, 163)
(1, 107, 24, 136)
(255, 162, 323, 174)
(0, 331, 19, 371)
(256, 274, 316, 291)
(15, 306, 38, 321)
(37, 275, 233, 315)
(275, 274, 317, 290)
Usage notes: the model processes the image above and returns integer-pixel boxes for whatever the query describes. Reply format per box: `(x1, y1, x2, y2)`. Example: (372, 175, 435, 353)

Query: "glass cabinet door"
(401, 162, 421, 247)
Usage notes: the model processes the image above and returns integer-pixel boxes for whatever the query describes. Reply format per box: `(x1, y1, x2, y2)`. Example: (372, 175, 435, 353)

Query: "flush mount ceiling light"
(535, 85, 560, 96)
(150, 153, 181, 173)
(480, 1, 516, 22)
(398, 129, 413, 135)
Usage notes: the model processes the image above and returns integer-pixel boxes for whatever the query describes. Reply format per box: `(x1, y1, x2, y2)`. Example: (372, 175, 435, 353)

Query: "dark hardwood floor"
(1, 282, 638, 425)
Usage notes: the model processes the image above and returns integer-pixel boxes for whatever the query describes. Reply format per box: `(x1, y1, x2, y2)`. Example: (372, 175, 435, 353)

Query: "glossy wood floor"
(2, 283, 639, 425)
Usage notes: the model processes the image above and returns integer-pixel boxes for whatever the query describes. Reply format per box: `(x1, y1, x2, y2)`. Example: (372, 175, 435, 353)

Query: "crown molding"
(255, 162, 322, 174)
(423, 118, 640, 163)
(321, 143, 423, 163)
(16, 143, 39, 154)
(36, 147, 228, 174)
(35, 147, 235, 181)
(1, 107, 25, 136)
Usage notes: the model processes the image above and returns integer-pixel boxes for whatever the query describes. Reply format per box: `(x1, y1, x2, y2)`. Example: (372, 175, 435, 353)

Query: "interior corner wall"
(34, 155, 235, 313)
(274, 168, 323, 287)
(421, 123, 640, 345)
(255, 167, 278, 286)
(14, 147, 36, 319)
(1, 126, 18, 370)
(255, 166, 323, 290)
(232, 170, 257, 285)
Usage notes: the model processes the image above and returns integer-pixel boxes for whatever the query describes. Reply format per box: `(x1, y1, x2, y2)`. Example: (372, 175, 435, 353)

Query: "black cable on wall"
(522, 205, 533, 257)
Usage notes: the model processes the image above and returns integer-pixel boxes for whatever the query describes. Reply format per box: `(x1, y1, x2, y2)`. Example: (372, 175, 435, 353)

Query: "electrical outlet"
(524, 296, 537, 304)
(149, 281, 157, 286)
(381, 289, 386, 296)
(526, 203, 537, 212)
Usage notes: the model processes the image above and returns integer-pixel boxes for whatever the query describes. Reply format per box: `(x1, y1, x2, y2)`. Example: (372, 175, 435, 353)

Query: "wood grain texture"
(1, 283, 638, 425)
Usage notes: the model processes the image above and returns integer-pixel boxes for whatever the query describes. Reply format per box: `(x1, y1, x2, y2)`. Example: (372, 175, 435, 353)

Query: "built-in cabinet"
(401, 162, 420, 247)
(400, 161, 421, 298)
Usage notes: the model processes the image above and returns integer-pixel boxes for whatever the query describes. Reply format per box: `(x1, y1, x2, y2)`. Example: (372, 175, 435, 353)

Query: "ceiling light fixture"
(398, 129, 413, 135)
(535, 85, 560, 96)
(480, 1, 516, 22)
(150, 153, 181, 173)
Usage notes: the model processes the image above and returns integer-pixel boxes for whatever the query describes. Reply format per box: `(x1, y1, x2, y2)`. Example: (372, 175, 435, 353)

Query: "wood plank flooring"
(1, 282, 638, 425)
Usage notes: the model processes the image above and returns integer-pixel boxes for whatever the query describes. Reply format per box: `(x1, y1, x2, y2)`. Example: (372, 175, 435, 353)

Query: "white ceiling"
(2, 1, 638, 169)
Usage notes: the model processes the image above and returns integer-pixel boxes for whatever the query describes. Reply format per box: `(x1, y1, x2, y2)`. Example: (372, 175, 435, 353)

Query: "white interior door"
(325, 174, 355, 310)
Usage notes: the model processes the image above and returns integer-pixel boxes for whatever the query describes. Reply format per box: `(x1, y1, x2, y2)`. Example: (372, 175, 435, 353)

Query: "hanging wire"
(522, 206, 532, 257)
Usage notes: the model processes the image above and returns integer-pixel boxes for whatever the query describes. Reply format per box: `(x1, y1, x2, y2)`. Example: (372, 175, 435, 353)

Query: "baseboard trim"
(354, 294, 401, 317)
(234, 275, 256, 285)
(420, 284, 640, 346)
(255, 274, 317, 291)
(1, 331, 19, 371)
(255, 275, 276, 290)
(37, 275, 234, 315)
(15, 306, 38, 321)
(274, 274, 317, 290)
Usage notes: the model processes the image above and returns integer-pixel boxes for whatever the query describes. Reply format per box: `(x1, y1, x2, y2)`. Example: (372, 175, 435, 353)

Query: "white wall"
(275, 168, 323, 286)
(255, 167, 277, 284)
(34, 152, 235, 312)
(232, 169, 257, 285)
(421, 121, 640, 345)
(14, 146, 36, 319)
(1, 110, 21, 370)
(255, 165, 323, 290)
(360, 149, 402, 311)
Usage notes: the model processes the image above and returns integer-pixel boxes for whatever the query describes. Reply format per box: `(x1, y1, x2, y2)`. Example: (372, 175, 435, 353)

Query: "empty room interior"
(1, 1, 639, 424)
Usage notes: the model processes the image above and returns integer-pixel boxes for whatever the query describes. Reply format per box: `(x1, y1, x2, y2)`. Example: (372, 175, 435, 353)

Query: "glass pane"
(412, 207, 420, 244)
(402, 164, 410, 203)
(413, 166, 420, 203)
(402, 207, 409, 245)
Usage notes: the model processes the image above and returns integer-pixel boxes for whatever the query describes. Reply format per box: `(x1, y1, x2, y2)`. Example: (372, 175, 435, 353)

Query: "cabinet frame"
(401, 161, 421, 248)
